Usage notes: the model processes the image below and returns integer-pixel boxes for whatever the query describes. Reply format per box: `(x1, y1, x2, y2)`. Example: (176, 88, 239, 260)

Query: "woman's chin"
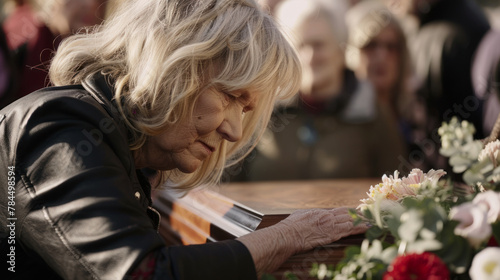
(177, 160, 202, 174)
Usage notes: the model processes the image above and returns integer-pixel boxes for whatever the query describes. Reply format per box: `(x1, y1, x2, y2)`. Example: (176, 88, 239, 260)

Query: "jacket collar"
(81, 73, 155, 206)
(81, 72, 119, 122)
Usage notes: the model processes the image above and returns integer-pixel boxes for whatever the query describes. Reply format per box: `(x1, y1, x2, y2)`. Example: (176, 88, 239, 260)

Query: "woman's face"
(357, 26, 401, 94)
(138, 87, 258, 173)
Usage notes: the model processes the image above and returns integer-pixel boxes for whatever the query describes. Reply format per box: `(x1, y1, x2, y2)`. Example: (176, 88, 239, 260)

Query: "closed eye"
(218, 87, 256, 113)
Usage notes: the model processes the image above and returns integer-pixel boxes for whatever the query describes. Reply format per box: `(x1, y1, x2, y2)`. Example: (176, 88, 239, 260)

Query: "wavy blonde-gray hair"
(49, 0, 301, 191)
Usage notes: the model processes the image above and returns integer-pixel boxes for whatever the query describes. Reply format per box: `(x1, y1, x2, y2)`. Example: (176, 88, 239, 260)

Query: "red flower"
(383, 252, 450, 280)
(487, 235, 499, 247)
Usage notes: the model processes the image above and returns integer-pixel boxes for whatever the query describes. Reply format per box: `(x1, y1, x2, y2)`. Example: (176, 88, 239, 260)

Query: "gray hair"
(274, 0, 349, 48)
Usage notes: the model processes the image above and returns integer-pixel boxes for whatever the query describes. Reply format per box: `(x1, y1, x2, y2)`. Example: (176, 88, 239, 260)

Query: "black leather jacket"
(0, 74, 257, 279)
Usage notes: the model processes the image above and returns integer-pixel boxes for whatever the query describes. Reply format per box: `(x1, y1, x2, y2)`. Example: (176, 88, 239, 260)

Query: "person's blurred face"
(383, 0, 413, 16)
(296, 16, 344, 97)
(49, 0, 107, 35)
(357, 26, 401, 94)
(138, 87, 258, 173)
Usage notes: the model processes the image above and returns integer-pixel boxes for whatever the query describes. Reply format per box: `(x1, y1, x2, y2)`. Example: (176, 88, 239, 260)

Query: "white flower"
(438, 117, 476, 147)
(469, 247, 500, 280)
(478, 140, 500, 166)
(473, 191, 500, 223)
(317, 263, 328, 280)
(449, 202, 492, 248)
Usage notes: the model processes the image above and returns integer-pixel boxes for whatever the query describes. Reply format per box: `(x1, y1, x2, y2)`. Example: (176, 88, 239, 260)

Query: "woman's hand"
(278, 207, 367, 252)
(237, 207, 369, 277)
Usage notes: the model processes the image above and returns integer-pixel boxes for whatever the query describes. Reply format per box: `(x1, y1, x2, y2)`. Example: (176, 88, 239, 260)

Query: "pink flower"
(450, 202, 492, 248)
(402, 168, 446, 185)
(473, 191, 500, 223)
(359, 169, 446, 209)
(383, 252, 450, 280)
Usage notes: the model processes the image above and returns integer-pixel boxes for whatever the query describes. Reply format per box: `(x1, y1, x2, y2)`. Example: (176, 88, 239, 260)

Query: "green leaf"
(432, 221, 473, 274)
(492, 222, 500, 245)
(261, 274, 277, 280)
(386, 217, 401, 239)
(366, 226, 384, 241)
(284, 272, 300, 280)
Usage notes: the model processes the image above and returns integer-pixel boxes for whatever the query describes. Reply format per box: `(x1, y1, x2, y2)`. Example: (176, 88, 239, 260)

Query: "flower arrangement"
(309, 117, 500, 280)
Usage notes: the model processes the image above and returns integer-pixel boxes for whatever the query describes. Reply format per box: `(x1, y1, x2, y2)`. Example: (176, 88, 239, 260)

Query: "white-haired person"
(230, 0, 406, 181)
(0, 0, 367, 279)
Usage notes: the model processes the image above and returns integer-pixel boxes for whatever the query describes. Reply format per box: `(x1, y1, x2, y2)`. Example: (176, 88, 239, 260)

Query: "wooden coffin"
(153, 179, 378, 278)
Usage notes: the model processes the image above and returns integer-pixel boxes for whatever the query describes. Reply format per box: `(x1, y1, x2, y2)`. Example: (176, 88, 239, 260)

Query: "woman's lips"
(199, 140, 215, 154)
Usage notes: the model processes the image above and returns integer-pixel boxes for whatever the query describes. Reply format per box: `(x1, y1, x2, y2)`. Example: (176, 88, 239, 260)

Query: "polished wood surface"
(218, 178, 378, 214)
(153, 179, 379, 279)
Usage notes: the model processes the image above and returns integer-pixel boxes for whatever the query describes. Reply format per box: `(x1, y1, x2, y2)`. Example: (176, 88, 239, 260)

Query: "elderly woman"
(0, 0, 366, 279)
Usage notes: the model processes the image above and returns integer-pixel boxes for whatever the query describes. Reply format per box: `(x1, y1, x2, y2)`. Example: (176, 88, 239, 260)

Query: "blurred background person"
(1, 0, 107, 108)
(476, 0, 500, 29)
(470, 0, 500, 137)
(227, 0, 406, 181)
(385, 0, 491, 170)
(0, 25, 18, 109)
(346, 0, 421, 173)
(472, 30, 500, 137)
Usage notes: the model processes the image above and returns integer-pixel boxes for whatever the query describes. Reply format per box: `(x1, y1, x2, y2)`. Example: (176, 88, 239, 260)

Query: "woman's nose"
(217, 107, 243, 142)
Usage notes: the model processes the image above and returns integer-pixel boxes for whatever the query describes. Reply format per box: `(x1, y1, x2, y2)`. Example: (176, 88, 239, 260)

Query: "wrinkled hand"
(277, 207, 368, 253)
(238, 207, 369, 276)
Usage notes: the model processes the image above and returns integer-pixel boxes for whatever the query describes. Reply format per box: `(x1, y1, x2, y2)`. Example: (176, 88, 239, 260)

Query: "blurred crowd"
(228, 0, 500, 181)
(0, 0, 122, 107)
(1, 0, 499, 181)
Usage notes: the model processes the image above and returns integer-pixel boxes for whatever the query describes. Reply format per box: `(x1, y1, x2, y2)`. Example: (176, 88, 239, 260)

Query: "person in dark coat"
(404, 0, 491, 170)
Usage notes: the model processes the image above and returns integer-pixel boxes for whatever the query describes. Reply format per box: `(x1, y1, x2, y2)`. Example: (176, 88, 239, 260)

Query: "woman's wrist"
(237, 223, 299, 276)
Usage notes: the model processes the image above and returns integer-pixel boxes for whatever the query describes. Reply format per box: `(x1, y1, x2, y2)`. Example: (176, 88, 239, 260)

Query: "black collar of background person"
(299, 68, 358, 116)
(291, 68, 359, 146)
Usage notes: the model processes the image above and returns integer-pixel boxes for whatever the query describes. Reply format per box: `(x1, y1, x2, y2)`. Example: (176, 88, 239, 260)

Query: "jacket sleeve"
(153, 240, 257, 280)
(4, 89, 257, 280)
